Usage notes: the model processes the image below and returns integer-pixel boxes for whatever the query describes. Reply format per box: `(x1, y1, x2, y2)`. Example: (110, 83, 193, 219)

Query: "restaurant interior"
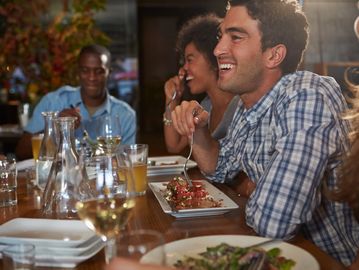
(0, 1, 358, 270)
(0, 0, 358, 157)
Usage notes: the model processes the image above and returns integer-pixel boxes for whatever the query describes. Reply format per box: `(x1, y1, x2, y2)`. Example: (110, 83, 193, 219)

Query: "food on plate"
(174, 243, 296, 270)
(163, 177, 222, 210)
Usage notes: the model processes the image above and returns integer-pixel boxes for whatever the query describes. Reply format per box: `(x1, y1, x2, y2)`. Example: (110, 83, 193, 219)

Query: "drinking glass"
(17, 103, 30, 129)
(76, 151, 136, 264)
(121, 144, 148, 196)
(31, 133, 43, 161)
(116, 229, 166, 266)
(2, 243, 35, 270)
(0, 158, 17, 207)
(96, 115, 122, 154)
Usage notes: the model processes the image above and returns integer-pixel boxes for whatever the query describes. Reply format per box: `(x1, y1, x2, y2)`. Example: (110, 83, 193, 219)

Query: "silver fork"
(246, 239, 279, 270)
(247, 251, 266, 270)
(183, 133, 193, 188)
(166, 90, 177, 112)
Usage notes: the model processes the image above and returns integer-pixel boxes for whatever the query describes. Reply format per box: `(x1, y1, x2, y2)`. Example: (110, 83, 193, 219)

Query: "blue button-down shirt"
(25, 85, 136, 145)
(207, 71, 359, 266)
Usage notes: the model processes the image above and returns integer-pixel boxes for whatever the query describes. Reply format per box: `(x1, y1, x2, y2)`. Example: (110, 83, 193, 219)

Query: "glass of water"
(0, 158, 17, 207)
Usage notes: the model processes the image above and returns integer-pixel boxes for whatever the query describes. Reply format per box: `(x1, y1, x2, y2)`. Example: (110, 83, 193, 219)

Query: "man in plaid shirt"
(171, 0, 359, 267)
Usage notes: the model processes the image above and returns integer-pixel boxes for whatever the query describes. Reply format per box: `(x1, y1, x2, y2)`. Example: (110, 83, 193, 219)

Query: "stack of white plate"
(0, 218, 104, 268)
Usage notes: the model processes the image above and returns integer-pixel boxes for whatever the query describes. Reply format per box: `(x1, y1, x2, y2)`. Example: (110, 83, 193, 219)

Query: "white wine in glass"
(96, 135, 122, 154)
(76, 153, 136, 263)
(96, 115, 122, 154)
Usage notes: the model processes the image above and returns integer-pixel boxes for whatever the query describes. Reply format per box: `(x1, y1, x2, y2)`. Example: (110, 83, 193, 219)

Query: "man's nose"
(214, 36, 227, 57)
(88, 70, 97, 79)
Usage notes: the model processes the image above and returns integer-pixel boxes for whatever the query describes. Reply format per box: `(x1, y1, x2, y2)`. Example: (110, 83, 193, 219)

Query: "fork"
(166, 90, 177, 112)
(246, 239, 280, 270)
(247, 251, 266, 270)
(183, 133, 194, 188)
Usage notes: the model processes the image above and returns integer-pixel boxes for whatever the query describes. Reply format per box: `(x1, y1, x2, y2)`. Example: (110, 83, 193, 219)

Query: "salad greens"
(174, 243, 295, 270)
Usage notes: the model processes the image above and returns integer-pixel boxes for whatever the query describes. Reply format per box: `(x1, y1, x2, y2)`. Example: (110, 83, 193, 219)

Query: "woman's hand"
(164, 68, 186, 110)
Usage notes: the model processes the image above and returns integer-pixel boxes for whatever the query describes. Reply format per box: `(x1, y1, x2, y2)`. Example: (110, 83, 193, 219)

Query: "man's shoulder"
(274, 71, 346, 114)
(109, 95, 136, 116)
(282, 71, 339, 91)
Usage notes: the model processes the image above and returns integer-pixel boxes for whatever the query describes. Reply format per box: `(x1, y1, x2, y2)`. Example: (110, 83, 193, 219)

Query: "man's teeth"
(219, 64, 234, 70)
(186, 75, 194, 81)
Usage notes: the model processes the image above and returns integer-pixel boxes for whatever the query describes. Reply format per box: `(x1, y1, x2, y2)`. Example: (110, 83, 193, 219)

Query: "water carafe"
(42, 116, 91, 219)
(36, 111, 58, 189)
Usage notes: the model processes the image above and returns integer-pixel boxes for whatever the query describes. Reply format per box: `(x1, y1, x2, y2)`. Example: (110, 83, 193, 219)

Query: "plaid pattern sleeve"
(206, 71, 359, 266)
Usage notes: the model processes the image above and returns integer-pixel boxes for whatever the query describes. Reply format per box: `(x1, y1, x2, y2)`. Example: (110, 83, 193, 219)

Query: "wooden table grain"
(0, 169, 346, 270)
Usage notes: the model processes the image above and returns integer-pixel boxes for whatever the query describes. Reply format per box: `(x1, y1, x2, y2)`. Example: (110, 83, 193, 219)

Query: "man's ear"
(265, 44, 286, 69)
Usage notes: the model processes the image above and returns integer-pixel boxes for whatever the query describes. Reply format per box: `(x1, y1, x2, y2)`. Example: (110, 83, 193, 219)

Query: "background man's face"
(78, 52, 110, 99)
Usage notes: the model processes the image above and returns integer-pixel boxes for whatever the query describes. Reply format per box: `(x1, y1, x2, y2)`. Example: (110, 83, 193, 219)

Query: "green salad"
(174, 243, 296, 270)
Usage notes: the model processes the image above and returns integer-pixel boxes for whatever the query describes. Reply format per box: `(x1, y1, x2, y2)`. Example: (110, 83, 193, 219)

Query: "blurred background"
(0, 0, 358, 156)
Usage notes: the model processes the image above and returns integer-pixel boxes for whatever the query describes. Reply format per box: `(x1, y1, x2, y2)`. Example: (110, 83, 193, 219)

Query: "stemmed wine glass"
(75, 151, 136, 264)
(96, 115, 122, 154)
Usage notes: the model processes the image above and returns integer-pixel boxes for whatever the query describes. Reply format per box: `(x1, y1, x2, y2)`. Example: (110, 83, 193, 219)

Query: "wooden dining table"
(0, 168, 346, 270)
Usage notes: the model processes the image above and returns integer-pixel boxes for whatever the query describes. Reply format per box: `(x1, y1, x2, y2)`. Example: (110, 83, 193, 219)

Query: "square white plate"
(34, 239, 105, 268)
(148, 180, 238, 218)
(0, 218, 97, 247)
(0, 237, 102, 257)
(148, 156, 197, 176)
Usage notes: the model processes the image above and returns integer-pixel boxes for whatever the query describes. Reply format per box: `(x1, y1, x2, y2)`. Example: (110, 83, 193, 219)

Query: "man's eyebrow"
(225, 26, 248, 35)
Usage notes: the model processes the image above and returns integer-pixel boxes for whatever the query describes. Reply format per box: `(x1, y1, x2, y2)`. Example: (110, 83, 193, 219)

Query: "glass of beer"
(31, 133, 43, 161)
(120, 144, 148, 196)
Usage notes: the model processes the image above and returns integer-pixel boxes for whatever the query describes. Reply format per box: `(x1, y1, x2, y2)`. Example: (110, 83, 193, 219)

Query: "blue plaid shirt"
(207, 71, 359, 266)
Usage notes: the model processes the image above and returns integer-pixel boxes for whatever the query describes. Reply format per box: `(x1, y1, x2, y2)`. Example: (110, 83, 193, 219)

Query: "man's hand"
(171, 100, 209, 138)
(58, 107, 81, 129)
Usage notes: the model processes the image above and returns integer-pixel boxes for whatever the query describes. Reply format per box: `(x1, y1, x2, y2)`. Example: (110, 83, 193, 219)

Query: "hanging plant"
(0, 0, 111, 104)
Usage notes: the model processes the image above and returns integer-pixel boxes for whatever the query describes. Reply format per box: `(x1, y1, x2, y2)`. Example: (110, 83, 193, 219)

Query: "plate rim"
(0, 218, 96, 247)
(35, 238, 105, 268)
(148, 155, 197, 170)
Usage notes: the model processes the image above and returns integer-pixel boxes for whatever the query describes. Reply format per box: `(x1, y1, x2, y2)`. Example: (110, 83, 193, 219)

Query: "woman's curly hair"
(176, 13, 221, 75)
(330, 68, 359, 220)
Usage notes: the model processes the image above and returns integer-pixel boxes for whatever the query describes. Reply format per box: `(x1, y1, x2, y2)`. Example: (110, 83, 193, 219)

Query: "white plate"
(0, 237, 102, 257)
(34, 238, 104, 268)
(148, 180, 238, 218)
(142, 235, 320, 270)
(0, 218, 97, 247)
(148, 156, 197, 176)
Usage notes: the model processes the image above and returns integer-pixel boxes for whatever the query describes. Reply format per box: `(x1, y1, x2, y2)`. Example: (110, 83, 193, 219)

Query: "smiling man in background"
(16, 44, 136, 160)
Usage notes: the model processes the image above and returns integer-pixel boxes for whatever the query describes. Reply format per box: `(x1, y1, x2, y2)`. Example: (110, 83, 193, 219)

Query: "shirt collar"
(243, 73, 294, 124)
(89, 92, 112, 117)
(70, 89, 83, 108)
(71, 89, 111, 116)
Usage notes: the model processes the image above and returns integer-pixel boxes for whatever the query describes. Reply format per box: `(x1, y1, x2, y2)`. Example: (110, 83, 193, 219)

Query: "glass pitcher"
(42, 116, 92, 219)
(36, 111, 58, 189)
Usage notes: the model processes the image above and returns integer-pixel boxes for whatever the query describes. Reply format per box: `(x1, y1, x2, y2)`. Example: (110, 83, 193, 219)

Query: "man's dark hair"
(78, 44, 112, 69)
(176, 13, 221, 75)
(228, 0, 309, 74)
